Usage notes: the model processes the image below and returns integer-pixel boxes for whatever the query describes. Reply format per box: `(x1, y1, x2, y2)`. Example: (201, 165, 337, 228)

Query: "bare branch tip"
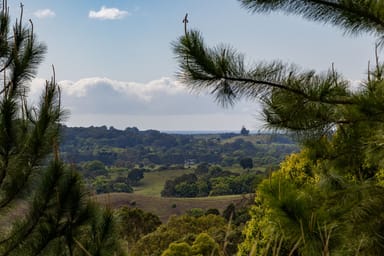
(51, 64, 56, 83)
(183, 13, 189, 36)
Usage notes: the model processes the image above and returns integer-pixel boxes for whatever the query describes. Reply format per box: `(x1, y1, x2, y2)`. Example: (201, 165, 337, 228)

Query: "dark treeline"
(59, 125, 298, 168)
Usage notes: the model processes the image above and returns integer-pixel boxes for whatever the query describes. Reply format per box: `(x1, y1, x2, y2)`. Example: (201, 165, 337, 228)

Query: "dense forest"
(60, 125, 297, 167)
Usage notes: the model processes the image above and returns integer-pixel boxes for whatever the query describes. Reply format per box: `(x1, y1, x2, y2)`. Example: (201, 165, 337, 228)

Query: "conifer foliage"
(174, 0, 384, 254)
(0, 2, 123, 255)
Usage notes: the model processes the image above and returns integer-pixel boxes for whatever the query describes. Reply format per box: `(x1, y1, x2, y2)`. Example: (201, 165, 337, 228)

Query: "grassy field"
(95, 192, 252, 222)
(220, 134, 297, 146)
(100, 168, 255, 222)
(220, 134, 270, 144)
(132, 168, 194, 196)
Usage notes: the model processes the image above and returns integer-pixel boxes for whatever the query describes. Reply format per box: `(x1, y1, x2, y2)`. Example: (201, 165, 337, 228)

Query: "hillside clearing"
(94, 192, 253, 222)
(132, 169, 194, 196)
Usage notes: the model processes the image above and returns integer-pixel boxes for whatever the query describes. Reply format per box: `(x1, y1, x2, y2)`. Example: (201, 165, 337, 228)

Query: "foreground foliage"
(130, 214, 240, 256)
(117, 207, 161, 247)
(174, 0, 384, 254)
(0, 3, 123, 255)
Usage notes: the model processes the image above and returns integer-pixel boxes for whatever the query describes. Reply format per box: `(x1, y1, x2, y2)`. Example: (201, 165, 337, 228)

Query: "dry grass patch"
(94, 193, 251, 222)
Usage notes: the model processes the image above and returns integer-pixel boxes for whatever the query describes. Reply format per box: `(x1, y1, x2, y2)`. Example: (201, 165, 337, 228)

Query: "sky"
(7, 0, 378, 131)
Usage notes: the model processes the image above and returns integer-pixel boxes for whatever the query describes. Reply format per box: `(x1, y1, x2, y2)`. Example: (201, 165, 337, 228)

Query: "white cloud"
(89, 6, 129, 20)
(34, 9, 56, 19)
(58, 77, 186, 102)
(29, 76, 261, 131)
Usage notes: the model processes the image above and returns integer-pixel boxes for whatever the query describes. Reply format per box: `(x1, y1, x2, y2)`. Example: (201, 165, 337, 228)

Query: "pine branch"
(175, 30, 353, 104)
(0, 160, 63, 255)
(0, 80, 62, 209)
(173, 28, 377, 139)
(221, 75, 354, 105)
(239, 0, 384, 44)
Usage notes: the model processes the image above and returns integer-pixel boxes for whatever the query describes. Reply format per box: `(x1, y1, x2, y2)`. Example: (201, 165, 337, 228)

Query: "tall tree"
(239, 157, 253, 170)
(173, 0, 384, 254)
(0, 2, 123, 255)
